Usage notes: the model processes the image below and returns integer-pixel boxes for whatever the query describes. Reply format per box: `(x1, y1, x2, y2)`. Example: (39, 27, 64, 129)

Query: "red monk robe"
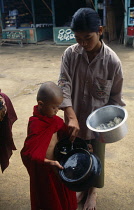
(21, 105, 77, 210)
(0, 91, 17, 172)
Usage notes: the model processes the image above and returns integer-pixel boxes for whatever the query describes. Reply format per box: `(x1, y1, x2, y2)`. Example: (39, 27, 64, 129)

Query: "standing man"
(58, 8, 125, 210)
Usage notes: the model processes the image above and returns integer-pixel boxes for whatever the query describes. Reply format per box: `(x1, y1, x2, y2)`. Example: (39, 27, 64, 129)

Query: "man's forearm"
(63, 106, 77, 120)
(63, 106, 80, 140)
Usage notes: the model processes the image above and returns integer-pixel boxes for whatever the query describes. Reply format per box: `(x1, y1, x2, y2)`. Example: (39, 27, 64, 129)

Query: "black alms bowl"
(54, 137, 88, 161)
(59, 148, 101, 192)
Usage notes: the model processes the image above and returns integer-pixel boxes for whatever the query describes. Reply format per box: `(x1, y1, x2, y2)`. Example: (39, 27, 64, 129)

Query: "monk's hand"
(68, 118, 80, 142)
(0, 96, 7, 121)
(44, 158, 64, 170)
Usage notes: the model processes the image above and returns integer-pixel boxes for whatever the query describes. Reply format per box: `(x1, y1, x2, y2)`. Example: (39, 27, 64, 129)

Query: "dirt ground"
(0, 41, 134, 210)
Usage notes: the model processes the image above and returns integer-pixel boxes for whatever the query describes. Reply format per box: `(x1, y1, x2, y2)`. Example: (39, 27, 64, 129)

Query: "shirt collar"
(73, 40, 105, 60)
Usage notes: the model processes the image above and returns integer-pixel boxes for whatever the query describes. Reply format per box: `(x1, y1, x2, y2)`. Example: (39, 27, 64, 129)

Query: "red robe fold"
(0, 91, 17, 172)
(21, 105, 77, 210)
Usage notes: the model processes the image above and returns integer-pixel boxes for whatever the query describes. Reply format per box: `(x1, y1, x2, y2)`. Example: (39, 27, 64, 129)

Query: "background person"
(0, 90, 17, 172)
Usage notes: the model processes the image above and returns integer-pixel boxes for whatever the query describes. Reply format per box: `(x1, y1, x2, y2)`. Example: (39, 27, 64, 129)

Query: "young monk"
(58, 8, 125, 210)
(0, 90, 17, 172)
(20, 81, 77, 210)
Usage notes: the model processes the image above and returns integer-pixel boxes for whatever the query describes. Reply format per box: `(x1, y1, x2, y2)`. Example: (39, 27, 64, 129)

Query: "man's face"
(74, 27, 102, 52)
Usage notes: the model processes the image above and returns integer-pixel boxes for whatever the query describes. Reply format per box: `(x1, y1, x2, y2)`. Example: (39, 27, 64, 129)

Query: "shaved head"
(37, 81, 63, 104)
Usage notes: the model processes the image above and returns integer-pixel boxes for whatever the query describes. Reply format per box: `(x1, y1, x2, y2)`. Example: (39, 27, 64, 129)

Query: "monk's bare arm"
(45, 133, 63, 169)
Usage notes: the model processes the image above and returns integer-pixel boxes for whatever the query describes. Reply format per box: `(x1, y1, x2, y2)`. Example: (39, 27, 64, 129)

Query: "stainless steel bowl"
(86, 105, 128, 143)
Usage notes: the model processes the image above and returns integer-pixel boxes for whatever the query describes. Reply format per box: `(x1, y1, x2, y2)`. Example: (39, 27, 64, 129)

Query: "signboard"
(2, 30, 26, 39)
(53, 27, 76, 45)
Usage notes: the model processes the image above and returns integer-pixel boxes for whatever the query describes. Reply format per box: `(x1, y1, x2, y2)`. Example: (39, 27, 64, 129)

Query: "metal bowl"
(86, 105, 128, 143)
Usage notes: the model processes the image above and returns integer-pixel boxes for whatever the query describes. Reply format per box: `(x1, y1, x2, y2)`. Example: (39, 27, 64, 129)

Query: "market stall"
(0, 0, 131, 46)
(124, 0, 134, 47)
(0, 0, 53, 45)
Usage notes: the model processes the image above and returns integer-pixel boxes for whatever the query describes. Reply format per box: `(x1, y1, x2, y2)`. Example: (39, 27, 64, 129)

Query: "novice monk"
(20, 82, 77, 210)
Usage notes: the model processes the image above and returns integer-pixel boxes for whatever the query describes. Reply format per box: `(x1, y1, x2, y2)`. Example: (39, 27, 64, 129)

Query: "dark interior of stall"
(34, 0, 52, 24)
(54, 0, 87, 27)
(104, 0, 125, 43)
(1, 0, 52, 29)
(2, 0, 32, 28)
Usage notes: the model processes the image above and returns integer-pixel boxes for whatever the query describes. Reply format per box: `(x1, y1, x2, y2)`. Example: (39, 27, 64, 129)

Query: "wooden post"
(128, 0, 130, 8)
(31, 0, 36, 27)
(94, 0, 98, 12)
(103, 0, 106, 26)
(51, 0, 56, 27)
(31, 0, 37, 42)
(0, 0, 4, 13)
(0, 0, 5, 29)
(124, 0, 128, 39)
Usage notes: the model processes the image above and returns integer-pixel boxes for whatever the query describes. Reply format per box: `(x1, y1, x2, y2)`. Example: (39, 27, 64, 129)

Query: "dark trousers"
(86, 139, 105, 188)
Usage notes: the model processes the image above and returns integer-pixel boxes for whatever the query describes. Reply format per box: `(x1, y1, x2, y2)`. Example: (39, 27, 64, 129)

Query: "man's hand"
(68, 118, 80, 142)
(64, 106, 80, 142)
(0, 96, 7, 121)
(44, 158, 63, 170)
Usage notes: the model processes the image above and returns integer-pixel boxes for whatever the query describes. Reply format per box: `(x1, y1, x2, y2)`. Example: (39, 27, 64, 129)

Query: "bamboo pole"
(21, 0, 32, 16)
(41, 0, 52, 14)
